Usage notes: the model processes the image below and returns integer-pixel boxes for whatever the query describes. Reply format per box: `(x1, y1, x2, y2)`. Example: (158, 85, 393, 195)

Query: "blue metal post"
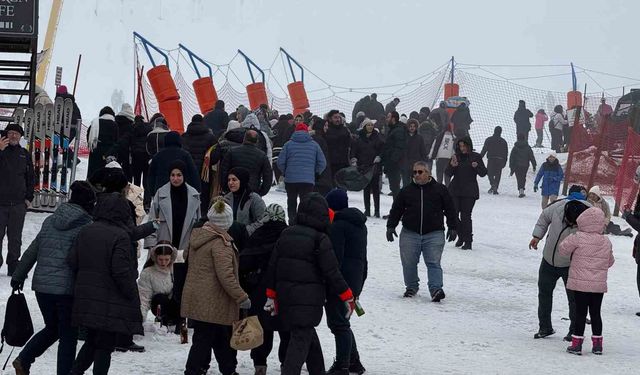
(133, 32, 169, 68)
(178, 43, 213, 79)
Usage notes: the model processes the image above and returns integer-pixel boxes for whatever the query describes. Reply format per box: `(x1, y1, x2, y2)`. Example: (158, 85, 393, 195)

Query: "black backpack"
(1, 290, 34, 350)
(564, 199, 589, 227)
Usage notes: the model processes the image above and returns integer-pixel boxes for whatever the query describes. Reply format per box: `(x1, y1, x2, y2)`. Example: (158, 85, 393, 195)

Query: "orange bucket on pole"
(147, 65, 179, 102)
(288, 81, 310, 111)
(567, 90, 583, 110)
(444, 83, 459, 100)
(158, 99, 185, 134)
(193, 77, 218, 114)
(247, 82, 269, 110)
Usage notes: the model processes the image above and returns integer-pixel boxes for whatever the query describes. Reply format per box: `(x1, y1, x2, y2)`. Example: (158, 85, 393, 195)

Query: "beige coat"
(125, 183, 146, 224)
(181, 224, 248, 326)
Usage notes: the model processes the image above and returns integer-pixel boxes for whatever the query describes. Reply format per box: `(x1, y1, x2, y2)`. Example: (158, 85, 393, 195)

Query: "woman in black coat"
(68, 193, 143, 374)
(311, 119, 333, 196)
(404, 119, 428, 178)
(130, 115, 153, 188)
(87, 107, 119, 178)
(508, 134, 537, 197)
(451, 103, 473, 139)
(445, 137, 487, 250)
(239, 203, 290, 373)
(182, 115, 217, 214)
(350, 119, 384, 217)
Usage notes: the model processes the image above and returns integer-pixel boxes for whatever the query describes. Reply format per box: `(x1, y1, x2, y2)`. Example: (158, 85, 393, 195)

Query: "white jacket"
(138, 265, 174, 320)
(552, 112, 568, 130)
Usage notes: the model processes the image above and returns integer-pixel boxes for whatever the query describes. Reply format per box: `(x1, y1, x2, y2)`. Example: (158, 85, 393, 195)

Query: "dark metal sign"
(0, 0, 37, 38)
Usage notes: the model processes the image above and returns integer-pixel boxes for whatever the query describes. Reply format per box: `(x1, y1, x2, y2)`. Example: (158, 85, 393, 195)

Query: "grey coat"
(532, 198, 591, 268)
(12, 203, 93, 295)
(224, 191, 266, 236)
(145, 183, 201, 250)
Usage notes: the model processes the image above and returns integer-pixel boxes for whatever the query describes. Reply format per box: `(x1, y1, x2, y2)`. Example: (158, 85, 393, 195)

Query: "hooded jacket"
(480, 127, 508, 167)
(351, 128, 384, 170)
(445, 137, 487, 199)
(265, 193, 351, 330)
(68, 194, 143, 335)
(12, 203, 92, 295)
(182, 120, 216, 173)
(405, 130, 428, 170)
(329, 208, 368, 297)
(534, 159, 564, 197)
(181, 224, 248, 326)
(535, 111, 549, 130)
(277, 130, 326, 185)
(509, 140, 537, 171)
(203, 102, 230, 139)
(559, 207, 614, 293)
(451, 105, 473, 136)
(514, 105, 534, 134)
(138, 248, 177, 319)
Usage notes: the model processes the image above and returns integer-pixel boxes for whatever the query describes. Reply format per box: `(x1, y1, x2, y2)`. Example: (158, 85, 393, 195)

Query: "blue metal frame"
(237, 50, 265, 84)
(178, 43, 213, 79)
(280, 48, 304, 82)
(133, 32, 169, 68)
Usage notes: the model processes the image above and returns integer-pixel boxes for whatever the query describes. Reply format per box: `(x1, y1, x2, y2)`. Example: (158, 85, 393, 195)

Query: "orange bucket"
(567, 91, 583, 110)
(147, 65, 179, 102)
(193, 77, 218, 114)
(158, 99, 185, 134)
(246, 82, 269, 110)
(287, 81, 310, 110)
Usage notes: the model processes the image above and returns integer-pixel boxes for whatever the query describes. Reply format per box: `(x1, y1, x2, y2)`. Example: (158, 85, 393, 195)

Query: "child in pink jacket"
(559, 207, 614, 355)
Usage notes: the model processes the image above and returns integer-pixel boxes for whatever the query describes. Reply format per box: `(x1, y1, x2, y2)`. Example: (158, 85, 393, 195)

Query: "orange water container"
(147, 65, 179, 102)
(193, 77, 218, 114)
(567, 91, 583, 110)
(159, 99, 185, 133)
(247, 82, 269, 110)
(287, 81, 310, 110)
(444, 83, 459, 100)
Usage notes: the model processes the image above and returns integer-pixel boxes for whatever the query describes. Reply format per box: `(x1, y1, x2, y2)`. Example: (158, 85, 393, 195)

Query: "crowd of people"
(0, 90, 638, 374)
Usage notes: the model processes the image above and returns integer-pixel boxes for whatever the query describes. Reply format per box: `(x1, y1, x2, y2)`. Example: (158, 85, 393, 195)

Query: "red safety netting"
(614, 128, 640, 210)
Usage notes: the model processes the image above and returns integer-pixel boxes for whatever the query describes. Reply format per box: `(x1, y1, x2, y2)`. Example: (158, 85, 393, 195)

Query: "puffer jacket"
(329, 208, 368, 297)
(277, 130, 326, 185)
(351, 128, 384, 170)
(130, 118, 153, 156)
(532, 194, 592, 268)
(445, 137, 487, 199)
(182, 121, 216, 173)
(138, 248, 177, 319)
(559, 207, 614, 293)
(12, 203, 92, 295)
(181, 224, 248, 326)
(534, 159, 564, 197)
(509, 140, 536, 170)
(535, 112, 549, 130)
(220, 143, 273, 196)
(325, 123, 352, 166)
(223, 191, 266, 236)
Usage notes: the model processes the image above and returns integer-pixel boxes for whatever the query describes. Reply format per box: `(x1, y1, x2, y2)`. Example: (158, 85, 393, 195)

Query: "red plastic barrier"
(287, 81, 310, 111)
(159, 99, 185, 133)
(147, 65, 179, 102)
(193, 77, 218, 114)
(246, 82, 269, 110)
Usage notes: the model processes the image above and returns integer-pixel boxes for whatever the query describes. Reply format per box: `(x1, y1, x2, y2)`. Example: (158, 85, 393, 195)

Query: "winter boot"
(326, 362, 349, 375)
(364, 208, 371, 217)
(12, 358, 29, 375)
(431, 289, 446, 302)
(349, 359, 366, 375)
(487, 187, 494, 194)
(563, 332, 573, 342)
(461, 242, 472, 250)
(254, 365, 267, 375)
(591, 336, 603, 355)
(518, 189, 525, 198)
(566, 335, 584, 355)
(455, 238, 464, 248)
(534, 328, 555, 339)
(403, 288, 418, 298)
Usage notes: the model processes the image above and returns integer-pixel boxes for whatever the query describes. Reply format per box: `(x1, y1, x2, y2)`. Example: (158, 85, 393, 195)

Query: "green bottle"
(355, 299, 365, 317)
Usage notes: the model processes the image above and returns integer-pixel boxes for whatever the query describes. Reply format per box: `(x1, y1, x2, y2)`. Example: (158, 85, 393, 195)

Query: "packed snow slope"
(1, 152, 639, 374)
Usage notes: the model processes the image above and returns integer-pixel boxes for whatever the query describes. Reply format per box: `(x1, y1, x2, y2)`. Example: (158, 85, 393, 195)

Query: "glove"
(264, 298, 277, 316)
(10, 279, 23, 291)
(239, 298, 251, 310)
(373, 156, 381, 164)
(533, 186, 538, 193)
(386, 228, 398, 242)
(446, 229, 457, 242)
(509, 170, 514, 176)
(344, 298, 356, 319)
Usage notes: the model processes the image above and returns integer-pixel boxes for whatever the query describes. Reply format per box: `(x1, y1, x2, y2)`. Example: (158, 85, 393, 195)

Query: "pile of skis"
(13, 98, 78, 212)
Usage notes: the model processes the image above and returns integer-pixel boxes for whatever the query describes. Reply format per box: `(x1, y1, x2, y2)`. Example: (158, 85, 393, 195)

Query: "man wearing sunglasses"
(385, 161, 457, 301)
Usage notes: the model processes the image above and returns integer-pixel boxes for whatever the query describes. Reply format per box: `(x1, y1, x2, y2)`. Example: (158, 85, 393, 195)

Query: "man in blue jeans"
(386, 161, 458, 301)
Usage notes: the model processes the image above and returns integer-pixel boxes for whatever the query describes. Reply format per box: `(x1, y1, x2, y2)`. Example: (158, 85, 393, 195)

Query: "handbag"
(230, 314, 264, 351)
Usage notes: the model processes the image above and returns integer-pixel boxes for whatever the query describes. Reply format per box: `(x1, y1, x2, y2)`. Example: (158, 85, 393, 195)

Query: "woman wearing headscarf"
(223, 167, 266, 236)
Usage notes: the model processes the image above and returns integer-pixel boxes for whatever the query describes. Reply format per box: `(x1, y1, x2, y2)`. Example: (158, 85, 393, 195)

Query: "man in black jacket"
(480, 126, 509, 194)
(324, 189, 367, 375)
(130, 115, 152, 188)
(182, 114, 216, 214)
(220, 130, 273, 196)
(381, 111, 407, 199)
(386, 161, 457, 301)
(265, 193, 355, 375)
(514, 100, 534, 139)
(0, 123, 34, 275)
(203, 100, 229, 139)
(325, 110, 352, 184)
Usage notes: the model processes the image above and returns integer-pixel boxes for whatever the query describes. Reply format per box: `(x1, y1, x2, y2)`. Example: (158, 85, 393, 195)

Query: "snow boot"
(349, 359, 366, 375)
(254, 365, 267, 375)
(326, 362, 349, 375)
(518, 189, 525, 198)
(487, 188, 494, 194)
(534, 328, 555, 339)
(12, 358, 29, 375)
(431, 289, 446, 302)
(591, 336, 603, 355)
(454, 238, 464, 248)
(403, 288, 418, 298)
(461, 242, 472, 250)
(364, 208, 371, 217)
(566, 335, 584, 355)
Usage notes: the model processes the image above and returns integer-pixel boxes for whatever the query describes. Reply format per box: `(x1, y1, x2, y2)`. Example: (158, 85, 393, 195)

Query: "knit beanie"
(261, 203, 286, 223)
(589, 186, 602, 199)
(118, 103, 135, 121)
(207, 198, 233, 230)
(69, 181, 97, 213)
(325, 188, 348, 211)
(4, 123, 24, 136)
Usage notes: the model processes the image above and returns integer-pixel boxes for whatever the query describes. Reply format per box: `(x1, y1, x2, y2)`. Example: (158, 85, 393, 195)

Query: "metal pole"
(72, 54, 82, 96)
(450, 56, 455, 84)
(70, 120, 81, 183)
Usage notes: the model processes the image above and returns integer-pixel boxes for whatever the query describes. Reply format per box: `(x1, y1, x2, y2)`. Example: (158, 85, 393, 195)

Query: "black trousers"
(514, 167, 528, 190)
(573, 291, 604, 336)
(452, 196, 476, 243)
(563, 125, 572, 148)
(285, 183, 314, 224)
(550, 127, 563, 152)
(486, 159, 504, 191)
(130, 153, 149, 189)
(184, 320, 237, 375)
(386, 164, 409, 199)
(282, 327, 325, 375)
(535, 128, 544, 146)
(251, 329, 290, 367)
(325, 296, 360, 368)
(0, 203, 27, 273)
(363, 172, 380, 214)
(435, 158, 451, 187)
(537, 259, 576, 334)
(71, 329, 117, 375)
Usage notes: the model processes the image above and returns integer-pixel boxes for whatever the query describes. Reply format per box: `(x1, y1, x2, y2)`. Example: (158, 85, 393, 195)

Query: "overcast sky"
(39, 0, 640, 116)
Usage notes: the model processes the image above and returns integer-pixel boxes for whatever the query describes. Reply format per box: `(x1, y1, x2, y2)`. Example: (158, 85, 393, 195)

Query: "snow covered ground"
(2, 151, 639, 374)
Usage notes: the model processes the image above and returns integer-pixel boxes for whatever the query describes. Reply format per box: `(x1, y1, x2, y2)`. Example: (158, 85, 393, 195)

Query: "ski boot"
(591, 336, 603, 355)
(566, 335, 583, 355)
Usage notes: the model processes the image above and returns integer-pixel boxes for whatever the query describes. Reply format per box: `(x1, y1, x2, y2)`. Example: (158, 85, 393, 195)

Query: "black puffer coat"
(203, 104, 229, 139)
(445, 137, 487, 199)
(325, 123, 352, 166)
(480, 127, 509, 168)
(130, 118, 153, 157)
(311, 129, 333, 195)
(266, 193, 350, 330)
(381, 122, 407, 169)
(329, 208, 368, 297)
(509, 140, 537, 171)
(68, 193, 143, 335)
(351, 128, 384, 171)
(182, 121, 216, 174)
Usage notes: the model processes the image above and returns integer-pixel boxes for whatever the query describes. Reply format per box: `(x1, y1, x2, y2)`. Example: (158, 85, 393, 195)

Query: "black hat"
(69, 181, 97, 213)
(4, 123, 24, 136)
(191, 114, 203, 123)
